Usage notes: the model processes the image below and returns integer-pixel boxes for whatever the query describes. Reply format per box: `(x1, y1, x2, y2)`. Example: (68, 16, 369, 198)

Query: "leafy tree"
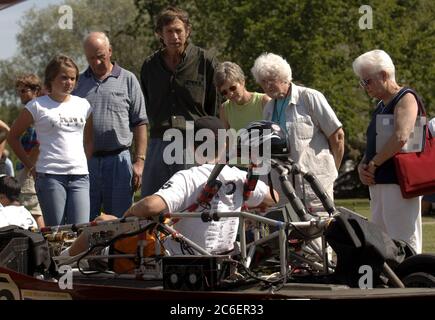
(134, 0, 433, 197)
(0, 0, 151, 112)
(135, 0, 434, 160)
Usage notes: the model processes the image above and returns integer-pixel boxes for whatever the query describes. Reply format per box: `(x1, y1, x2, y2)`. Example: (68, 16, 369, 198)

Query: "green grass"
(335, 198, 435, 254)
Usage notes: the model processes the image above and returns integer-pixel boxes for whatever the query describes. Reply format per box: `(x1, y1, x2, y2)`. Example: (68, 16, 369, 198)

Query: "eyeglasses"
(16, 88, 32, 94)
(359, 78, 373, 88)
(220, 85, 237, 96)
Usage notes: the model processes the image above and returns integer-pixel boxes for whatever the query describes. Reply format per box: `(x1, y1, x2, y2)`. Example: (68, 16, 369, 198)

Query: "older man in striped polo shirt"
(74, 32, 148, 221)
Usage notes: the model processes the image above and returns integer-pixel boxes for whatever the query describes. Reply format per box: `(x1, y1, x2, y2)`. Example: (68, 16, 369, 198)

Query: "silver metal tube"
(287, 251, 324, 271)
(71, 270, 161, 280)
(246, 231, 280, 249)
(383, 262, 405, 288)
(160, 224, 211, 256)
(279, 228, 287, 277)
(246, 225, 260, 268)
(84, 254, 136, 260)
(246, 245, 256, 268)
(239, 217, 247, 266)
(322, 236, 328, 274)
(166, 211, 289, 229)
(40, 216, 145, 233)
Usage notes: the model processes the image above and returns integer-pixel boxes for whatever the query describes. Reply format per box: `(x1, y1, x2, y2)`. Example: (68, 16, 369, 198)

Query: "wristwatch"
(369, 160, 379, 168)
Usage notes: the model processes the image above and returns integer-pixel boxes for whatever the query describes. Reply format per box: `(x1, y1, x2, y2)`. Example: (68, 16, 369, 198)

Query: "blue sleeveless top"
(365, 87, 423, 184)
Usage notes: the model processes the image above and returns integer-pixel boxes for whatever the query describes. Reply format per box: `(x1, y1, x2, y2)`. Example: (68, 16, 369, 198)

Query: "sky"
(0, 0, 64, 60)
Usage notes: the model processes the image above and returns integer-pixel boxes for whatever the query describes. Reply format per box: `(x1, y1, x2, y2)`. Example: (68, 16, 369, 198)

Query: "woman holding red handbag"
(352, 49, 422, 254)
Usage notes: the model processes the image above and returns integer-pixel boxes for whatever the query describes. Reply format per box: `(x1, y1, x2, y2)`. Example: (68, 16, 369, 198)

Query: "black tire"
(394, 254, 435, 278)
(402, 272, 435, 288)
(0, 289, 15, 300)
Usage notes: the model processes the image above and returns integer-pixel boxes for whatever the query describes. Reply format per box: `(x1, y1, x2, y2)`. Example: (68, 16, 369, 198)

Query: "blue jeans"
(35, 173, 90, 226)
(141, 138, 187, 197)
(88, 150, 133, 220)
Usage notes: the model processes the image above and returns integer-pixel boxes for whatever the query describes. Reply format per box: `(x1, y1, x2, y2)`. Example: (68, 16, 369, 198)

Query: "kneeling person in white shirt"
(67, 116, 278, 257)
(0, 175, 37, 229)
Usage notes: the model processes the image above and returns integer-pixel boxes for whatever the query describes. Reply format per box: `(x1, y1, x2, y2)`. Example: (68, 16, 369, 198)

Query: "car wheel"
(402, 272, 435, 288)
(0, 289, 15, 300)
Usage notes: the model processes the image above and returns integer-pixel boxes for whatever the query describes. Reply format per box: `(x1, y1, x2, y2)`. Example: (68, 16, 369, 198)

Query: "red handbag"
(393, 94, 435, 199)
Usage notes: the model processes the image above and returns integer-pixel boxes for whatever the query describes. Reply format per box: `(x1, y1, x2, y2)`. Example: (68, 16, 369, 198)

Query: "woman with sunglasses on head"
(214, 61, 271, 131)
(8, 55, 93, 226)
(353, 49, 422, 253)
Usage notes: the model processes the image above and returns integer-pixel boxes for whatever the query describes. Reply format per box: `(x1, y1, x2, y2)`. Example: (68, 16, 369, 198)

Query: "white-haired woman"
(214, 61, 270, 131)
(353, 49, 422, 253)
(251, 53, 345, 213)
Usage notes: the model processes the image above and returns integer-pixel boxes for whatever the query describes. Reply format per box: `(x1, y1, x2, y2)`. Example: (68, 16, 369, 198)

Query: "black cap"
(194, 116, 226, 136)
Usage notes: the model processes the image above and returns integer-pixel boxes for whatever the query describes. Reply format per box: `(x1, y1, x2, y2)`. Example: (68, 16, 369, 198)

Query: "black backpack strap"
(267, 172, 278, 204)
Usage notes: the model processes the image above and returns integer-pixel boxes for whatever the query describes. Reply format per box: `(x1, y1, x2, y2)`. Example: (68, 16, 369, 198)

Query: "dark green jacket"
(140, 43, 220, 138)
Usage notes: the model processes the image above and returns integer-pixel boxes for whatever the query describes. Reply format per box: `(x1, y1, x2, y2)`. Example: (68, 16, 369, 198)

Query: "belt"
(93, 147, 129, 157)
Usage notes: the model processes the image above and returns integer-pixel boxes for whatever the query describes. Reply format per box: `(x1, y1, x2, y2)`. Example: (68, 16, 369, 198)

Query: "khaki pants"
(16, 168, 42, 216)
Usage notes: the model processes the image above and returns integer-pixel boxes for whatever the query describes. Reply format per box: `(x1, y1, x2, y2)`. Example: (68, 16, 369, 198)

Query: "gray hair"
(83, 31, 111, 49)
(352, 49, 396, 81)
(251, 53, 292, 84)
(214, 61, 245, 88)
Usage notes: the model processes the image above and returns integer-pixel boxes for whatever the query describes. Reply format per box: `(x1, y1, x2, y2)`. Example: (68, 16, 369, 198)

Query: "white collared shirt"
(263, 83, 342, 212)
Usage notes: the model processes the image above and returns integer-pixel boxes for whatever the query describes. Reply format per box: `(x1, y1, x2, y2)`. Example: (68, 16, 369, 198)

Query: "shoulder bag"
(393, 91, 435, 198)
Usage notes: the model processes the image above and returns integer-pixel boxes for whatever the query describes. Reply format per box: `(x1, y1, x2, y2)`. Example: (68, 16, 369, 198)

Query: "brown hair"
(44, 54, 79, 91)
(15, 74, 42, 95)
(155, 6, 191, 33)
(214, 62, 246, 88)
(0, 176, 21, 203)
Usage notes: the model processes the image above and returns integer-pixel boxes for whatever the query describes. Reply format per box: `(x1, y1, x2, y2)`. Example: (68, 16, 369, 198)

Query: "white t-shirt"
(155, 164, 269, 254)
(0, 205, 37, 229)
(25, 95, 92, 175)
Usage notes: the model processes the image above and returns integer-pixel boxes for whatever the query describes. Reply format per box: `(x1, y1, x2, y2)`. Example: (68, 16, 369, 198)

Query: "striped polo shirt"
(73, 63, 148, 152)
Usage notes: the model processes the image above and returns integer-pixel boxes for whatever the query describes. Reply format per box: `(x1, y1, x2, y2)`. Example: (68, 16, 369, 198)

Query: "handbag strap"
(399, 88, 427, 117)
(402, 89, 435, 149)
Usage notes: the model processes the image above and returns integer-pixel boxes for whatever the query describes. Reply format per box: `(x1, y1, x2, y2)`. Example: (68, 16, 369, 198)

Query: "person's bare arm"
(124, 194, 168, 218)
(68, 195, 166, 256)
(131, 124, 148, 191)
(370, 94, 418, 167)
(0, 120, 10, 156)
(33, 215, 45, 228)
(0, 120, 10, 143)
(358, 154, 375, 186)
(328, 127, 345, 170)
(7, 109, 35, 175)
(83, 115, 94, 160)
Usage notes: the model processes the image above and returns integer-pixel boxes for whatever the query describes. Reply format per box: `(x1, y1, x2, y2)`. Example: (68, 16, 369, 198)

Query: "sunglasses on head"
(16, 88, 33, 94)
(220, 85, 237, 96)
